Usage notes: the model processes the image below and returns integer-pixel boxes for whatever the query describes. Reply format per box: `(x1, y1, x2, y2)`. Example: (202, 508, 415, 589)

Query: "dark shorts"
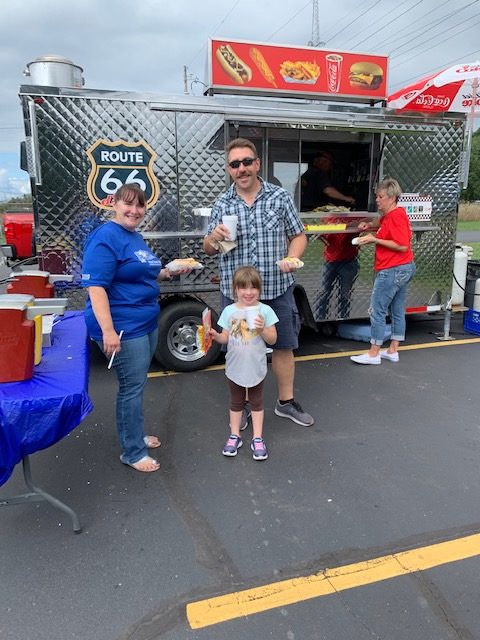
(220, 284, 300, 350)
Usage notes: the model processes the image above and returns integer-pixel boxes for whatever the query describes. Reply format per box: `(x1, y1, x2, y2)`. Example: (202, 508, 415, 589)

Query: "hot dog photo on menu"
(210, 39, 388, 100)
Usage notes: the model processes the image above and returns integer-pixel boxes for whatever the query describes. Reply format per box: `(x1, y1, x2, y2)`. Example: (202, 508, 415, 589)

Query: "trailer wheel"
(321, 322, 337, 338)
(154, 300, 221, 372)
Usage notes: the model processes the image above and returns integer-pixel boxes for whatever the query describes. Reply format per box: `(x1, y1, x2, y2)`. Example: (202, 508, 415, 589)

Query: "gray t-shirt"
(218, 302, 279, 388)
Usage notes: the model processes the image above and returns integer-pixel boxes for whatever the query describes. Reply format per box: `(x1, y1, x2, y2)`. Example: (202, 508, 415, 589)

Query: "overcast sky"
(1, 0, 479, 199)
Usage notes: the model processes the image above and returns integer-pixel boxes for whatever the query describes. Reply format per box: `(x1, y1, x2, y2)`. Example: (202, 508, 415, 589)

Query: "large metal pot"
(24, 55, 84, 88)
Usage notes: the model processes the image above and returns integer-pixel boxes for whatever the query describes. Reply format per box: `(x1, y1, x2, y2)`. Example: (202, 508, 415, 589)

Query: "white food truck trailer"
(18, 44, 466, 371)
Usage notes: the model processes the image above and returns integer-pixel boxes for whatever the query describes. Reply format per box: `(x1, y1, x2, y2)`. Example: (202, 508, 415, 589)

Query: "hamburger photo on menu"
(349, 61, 384, 90)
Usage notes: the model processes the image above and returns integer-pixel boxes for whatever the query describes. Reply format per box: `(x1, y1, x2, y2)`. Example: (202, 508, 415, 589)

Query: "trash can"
(3, 212, 34, 258)
(464, 260, 480, 310)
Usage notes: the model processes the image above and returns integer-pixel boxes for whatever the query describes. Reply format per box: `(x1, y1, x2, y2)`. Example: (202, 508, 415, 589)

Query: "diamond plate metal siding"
(382, 120, 462, 312)
(176, 111, 227, 291)
(21, 90, 462, 321)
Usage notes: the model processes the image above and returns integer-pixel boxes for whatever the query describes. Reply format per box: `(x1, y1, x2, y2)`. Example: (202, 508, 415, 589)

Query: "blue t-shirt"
(81, 221, 161, 341)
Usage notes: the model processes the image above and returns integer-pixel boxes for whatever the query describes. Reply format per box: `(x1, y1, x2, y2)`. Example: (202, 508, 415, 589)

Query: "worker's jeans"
(369, 262, 416, 345)
(97, 329, 158, 464)
(317, 259, 359, 319)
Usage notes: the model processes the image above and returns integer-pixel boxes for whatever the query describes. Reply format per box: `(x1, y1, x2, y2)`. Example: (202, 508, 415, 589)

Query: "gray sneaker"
(240, 404, 251, 431)
(274, 400, 314, 427)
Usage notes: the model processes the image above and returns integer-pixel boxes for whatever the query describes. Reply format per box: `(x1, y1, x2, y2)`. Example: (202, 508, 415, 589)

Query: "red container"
(7, 273, 54, 298)
(3, 212, 34, 258)
(0, 306, 35, 383)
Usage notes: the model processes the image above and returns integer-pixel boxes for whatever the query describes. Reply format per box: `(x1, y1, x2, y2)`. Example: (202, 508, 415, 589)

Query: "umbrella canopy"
(387, 62, 480, 114)
(387, 62, 480, 187)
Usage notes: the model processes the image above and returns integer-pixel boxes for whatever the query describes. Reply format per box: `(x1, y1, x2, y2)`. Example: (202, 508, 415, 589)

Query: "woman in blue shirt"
(81, 185, 181, 472)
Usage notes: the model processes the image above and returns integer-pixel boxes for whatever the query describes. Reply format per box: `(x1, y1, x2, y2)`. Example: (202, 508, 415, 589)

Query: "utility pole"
(308, 0, 325, 47)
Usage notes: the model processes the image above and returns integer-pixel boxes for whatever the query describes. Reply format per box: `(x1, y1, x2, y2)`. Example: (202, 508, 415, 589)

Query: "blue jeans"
(97, 329, 158, 464)
(370, 263, 416, 345)
(317, 259, 359, 319)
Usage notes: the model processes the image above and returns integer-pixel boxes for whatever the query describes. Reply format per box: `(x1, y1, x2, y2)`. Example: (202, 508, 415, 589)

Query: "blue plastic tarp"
(0, 311, 93, 486)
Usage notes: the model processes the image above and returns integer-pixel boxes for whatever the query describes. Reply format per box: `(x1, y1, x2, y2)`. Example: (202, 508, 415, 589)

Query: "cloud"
(0, 167, 30, 202)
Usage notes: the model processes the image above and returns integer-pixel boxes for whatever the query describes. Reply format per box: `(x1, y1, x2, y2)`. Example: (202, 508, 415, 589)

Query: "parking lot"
(1, 311, 480, 640)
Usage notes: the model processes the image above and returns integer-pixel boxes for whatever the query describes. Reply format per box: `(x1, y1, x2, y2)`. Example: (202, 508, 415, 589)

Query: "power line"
(266, 0, 311, 41)
(326, 0, 384, 43)
(350, 0, 424, 51)
(391, 15, 480, 69)
(389, 47, 480, 91)
(186, 0, 241, 67)
(373, 0, 464, 51)
(390, 0, 480, 57)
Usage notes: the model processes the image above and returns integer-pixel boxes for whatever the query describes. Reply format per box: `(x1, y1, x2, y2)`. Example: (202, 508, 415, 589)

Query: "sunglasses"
(228, 157, 257, 169)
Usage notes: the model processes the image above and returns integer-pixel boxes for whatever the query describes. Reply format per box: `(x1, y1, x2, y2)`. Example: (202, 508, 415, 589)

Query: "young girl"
(210, 266, 278, 461)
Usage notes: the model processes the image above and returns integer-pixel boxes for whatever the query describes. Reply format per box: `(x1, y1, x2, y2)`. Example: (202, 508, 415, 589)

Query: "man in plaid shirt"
(203, 138, 314, 427)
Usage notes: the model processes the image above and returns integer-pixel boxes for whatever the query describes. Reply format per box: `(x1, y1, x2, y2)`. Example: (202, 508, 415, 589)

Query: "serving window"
(227, 124, 381, 212)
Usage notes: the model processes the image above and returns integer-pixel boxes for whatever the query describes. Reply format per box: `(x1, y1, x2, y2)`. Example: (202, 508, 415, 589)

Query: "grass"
(457, 220, 480, 231)
(457, 203, 480, 258)
(458, 202, 480, 221)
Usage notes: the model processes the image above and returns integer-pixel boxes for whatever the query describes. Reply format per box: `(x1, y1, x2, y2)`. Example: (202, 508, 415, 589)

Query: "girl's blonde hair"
(232, 266, 262, 297)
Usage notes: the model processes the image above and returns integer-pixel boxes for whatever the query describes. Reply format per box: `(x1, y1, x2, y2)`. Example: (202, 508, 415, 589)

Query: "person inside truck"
(203, 137, 314, 428)
(350, 177, 416, 365)
(81, 184, 190, 472)
(299, 151, 355, 211)
(316, 216, 361, 319)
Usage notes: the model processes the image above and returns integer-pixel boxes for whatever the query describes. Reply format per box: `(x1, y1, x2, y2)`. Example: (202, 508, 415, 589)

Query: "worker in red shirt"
(350, 177, 416, 365)
(316, 216, 362, 319)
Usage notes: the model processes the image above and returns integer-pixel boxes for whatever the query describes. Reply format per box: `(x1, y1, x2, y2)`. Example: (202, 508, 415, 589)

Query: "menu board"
(209, 38, 388, 102)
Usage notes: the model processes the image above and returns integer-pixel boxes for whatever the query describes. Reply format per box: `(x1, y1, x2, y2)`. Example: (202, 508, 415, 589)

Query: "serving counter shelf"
(300, 211, 439, 239)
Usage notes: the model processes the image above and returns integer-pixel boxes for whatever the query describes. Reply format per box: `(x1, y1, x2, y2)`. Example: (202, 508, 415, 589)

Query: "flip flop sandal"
(144, 435, 161, 448)
(120, 455, 160, 473)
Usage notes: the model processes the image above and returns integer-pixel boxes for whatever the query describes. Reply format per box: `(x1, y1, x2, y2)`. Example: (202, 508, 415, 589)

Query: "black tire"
(320, 322, 337, 338)
(154, 300, 222, 372)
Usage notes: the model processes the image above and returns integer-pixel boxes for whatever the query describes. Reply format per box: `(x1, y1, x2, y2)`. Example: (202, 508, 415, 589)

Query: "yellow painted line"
(186, 532, 480, 629)
(147, 337, 480, 378)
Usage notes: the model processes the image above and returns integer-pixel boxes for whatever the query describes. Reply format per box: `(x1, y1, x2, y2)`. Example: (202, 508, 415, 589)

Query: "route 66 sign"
(86, 139, 159, 210)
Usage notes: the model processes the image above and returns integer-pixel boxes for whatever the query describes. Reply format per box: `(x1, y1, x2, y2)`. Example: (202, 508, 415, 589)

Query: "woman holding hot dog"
(81, 185, 190, 472)
(350, 177, 416, 365)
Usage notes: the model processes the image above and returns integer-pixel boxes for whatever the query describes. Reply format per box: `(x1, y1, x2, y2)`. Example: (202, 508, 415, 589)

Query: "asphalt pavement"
(1, 311, 480, 640)
(457, 230, 480, 243)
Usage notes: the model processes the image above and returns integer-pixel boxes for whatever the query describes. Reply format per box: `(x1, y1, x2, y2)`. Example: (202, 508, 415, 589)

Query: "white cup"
(222, 215, 238, 241)
(244, 306, 260, 330)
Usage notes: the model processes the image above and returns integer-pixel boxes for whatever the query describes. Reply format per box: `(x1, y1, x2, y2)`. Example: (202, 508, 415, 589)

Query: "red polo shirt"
(374, 206, 414, 271)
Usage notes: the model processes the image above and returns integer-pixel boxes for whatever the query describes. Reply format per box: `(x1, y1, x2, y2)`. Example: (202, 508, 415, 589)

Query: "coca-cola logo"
(461, 96, 480, 107)
(456, 64, 480, 74)
(413, 94, 451, 108)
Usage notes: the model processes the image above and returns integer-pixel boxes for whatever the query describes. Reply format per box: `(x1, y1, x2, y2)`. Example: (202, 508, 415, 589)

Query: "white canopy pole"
(462, 76, 479, 189)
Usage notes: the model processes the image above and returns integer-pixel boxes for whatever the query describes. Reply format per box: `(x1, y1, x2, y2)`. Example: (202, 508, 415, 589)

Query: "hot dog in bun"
(216, 44, 252, 85)
(349, 61, 383, 90)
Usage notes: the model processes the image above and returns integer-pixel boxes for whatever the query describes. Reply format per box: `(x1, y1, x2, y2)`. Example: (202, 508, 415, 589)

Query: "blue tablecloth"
(0, 311, 93, 486)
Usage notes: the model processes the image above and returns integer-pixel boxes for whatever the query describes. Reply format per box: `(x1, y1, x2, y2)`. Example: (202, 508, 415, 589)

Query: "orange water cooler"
(6, 271, 73, 298)
(0, 302, 36, 383)
(0, 295, 68, 382)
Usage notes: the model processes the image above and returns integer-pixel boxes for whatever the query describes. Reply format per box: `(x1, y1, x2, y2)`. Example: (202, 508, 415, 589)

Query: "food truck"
(18, 42, 466, 371)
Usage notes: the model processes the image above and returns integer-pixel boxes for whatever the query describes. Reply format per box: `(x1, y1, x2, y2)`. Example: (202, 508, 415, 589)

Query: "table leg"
(0, 456, 82, 533)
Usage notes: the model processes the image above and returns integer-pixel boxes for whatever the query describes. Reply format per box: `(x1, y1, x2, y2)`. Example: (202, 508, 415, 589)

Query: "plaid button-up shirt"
(208, 179, 305, 300)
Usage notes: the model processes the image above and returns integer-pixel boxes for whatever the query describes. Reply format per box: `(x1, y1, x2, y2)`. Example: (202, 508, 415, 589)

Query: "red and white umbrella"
(388, 62, 480, 114)
(388, 62, 480, 185)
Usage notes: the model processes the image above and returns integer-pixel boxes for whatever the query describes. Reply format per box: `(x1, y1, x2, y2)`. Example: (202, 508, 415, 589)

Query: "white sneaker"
(350, 353, 381, 365)
(380, 350, 399, 362)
